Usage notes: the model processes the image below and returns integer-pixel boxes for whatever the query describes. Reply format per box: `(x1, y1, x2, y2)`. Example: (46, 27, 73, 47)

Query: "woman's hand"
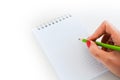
(87, 21, 120, 77)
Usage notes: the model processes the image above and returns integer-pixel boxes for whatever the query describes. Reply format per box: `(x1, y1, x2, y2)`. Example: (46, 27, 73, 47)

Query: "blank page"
(32, 15, 108, 80)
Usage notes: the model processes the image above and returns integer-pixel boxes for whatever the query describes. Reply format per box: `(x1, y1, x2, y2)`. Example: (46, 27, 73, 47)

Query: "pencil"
(79, 38, 120, 51)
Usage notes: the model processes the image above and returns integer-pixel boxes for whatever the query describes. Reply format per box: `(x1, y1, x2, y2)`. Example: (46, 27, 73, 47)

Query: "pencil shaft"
(81, 39, 120, 51)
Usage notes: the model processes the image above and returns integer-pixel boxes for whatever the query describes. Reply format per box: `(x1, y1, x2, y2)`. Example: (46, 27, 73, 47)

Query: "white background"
(0, 0, 120, 80)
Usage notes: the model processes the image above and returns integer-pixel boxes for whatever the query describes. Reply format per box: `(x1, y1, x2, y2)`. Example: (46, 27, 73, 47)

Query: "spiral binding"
(37, 14, 72, 30)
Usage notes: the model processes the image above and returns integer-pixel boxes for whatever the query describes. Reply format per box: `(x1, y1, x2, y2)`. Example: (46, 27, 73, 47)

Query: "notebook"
(32, 14, 108, 80)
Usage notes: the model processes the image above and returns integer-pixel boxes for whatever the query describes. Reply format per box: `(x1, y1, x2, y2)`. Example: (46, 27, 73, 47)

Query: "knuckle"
(104, 57, 113, 64)
(90, 49, 100, 58)
(102, 20, 108, 26)
(93, 52, 99, 58)
(89, 46, 99, 58)
(111, 58, 120, 67)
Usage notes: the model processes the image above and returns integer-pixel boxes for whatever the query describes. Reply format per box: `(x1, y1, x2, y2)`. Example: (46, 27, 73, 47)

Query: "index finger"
(88, 21, 117, 42)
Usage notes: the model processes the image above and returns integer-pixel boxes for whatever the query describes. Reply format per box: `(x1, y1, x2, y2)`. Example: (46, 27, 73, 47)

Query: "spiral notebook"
(32, 14, 108, 80)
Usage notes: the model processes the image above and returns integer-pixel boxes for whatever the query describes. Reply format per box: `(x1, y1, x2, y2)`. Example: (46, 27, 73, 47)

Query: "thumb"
(86, 40, 109, 62)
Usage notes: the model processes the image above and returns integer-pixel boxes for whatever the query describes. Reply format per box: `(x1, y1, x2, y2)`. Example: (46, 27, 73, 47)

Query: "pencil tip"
(78, 38, 82, 40)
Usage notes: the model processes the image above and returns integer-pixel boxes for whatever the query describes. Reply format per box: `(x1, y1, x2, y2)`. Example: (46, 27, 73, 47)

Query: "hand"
(87, 21, 120, 77)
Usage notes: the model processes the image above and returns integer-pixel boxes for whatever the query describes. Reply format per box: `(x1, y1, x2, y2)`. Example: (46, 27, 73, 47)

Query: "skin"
(87, 21, 120, 77)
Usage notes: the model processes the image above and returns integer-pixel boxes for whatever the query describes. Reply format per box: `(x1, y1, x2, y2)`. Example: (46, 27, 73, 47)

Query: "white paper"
(32, 15, 108, 80)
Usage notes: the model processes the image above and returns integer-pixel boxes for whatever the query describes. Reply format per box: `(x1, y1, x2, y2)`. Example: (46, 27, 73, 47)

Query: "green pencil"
(79, 38, 120, 51)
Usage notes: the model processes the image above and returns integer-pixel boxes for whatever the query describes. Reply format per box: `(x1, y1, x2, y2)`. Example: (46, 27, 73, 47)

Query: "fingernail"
(86, 40, 91, 48)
